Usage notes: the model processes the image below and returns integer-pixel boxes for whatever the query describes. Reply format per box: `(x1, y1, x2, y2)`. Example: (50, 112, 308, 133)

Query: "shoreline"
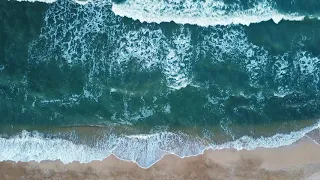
(1, 118, 317, 142)
(1, 130, 320, 180)
(1, 122, 320, 168)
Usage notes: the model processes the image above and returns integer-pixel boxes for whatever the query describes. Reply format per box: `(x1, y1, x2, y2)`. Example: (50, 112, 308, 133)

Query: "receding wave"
(1, 121, 319, 168)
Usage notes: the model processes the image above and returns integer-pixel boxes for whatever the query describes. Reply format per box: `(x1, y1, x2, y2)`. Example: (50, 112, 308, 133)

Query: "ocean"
(1, 0, 320, 168)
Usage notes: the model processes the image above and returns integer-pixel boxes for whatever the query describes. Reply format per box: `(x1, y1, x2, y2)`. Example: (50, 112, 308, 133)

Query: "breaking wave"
(1, 121, 319, 168)
(5, 0, 320, 169)
(13, 0, 319, 26)
(111, 0, 309, 26)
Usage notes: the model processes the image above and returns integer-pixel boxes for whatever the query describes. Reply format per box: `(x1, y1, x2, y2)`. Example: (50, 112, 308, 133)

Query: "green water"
(1, 0, 320, 167)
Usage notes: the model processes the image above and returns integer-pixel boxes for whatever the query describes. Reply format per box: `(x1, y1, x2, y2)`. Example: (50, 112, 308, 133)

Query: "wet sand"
(1, 130, 320, 180)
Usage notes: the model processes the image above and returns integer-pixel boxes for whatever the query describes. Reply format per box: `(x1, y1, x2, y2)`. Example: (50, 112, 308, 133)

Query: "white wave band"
(111, 0, 307, 26)
(11, 0, 314, 26)
(0, 121, 319, 168)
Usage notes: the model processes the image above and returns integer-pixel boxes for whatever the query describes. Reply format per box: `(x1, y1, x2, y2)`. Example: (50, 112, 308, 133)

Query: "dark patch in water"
(111, 0, 127, 4)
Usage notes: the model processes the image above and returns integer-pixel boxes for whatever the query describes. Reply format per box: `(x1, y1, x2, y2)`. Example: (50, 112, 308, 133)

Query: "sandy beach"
(1, 129, 320, 180)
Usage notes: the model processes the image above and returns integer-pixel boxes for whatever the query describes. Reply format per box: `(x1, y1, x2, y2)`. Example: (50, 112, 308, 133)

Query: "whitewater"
(4, 0, 320, 169)
(1, 120, 320, 168)
(14, 0, 318, 26)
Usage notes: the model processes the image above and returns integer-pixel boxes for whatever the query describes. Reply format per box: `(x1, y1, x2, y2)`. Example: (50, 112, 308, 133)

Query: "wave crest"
(12, 0, 318, 26)
(111, 0, 307, 26)
(1, 121, 319, 168)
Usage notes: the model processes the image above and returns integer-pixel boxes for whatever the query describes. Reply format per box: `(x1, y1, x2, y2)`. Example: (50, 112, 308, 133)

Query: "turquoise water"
(1, 0, 320, 167)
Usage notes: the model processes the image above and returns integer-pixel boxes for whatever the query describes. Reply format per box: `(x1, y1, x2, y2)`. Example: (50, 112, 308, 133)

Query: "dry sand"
(1, 130, 320, 180)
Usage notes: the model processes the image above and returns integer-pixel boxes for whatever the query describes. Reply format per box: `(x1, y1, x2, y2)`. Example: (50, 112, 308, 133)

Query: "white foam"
(110, 26, 194, 90)
(201, 26, 269, 85)
(111, 0, 306, 27)
(1, 121, 319, 168)
(201, 27, 320, 90)
(110, 28, 164, 72)
(12, 0, 314, 27)
(74, 0, 91, 5)
(162, 27, 194, 90)
(272, 50, 320, 92)
(273, 54, 291, 87)
(214, 121, 320, 150)
(0, 131, 207, 168)
(294, 51, 320, 85)
(28, 0, 119, 101)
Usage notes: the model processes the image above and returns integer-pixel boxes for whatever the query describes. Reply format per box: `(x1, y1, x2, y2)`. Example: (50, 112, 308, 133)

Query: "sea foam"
(111, 0, 307, 26)
(6, 0, 320, 168)
(13, 0, 314, 27)
(0, 121, 319, 168)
